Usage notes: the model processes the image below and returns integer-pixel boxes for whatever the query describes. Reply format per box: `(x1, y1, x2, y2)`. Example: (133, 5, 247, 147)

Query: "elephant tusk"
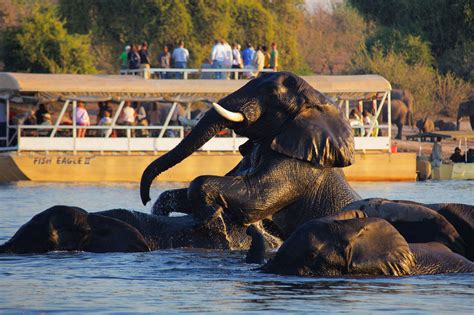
(212, 102, 245, 122)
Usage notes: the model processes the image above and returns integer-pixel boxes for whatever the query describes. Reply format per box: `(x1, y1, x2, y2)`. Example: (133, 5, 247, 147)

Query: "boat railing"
(16, 124, 247, 154)
(120, 67, 275, 80)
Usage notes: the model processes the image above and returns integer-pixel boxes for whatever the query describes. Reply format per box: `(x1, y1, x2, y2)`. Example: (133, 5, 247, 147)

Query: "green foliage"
(349, 0, 473, 75)
(2, 5, 95, 74)
(439, 41, 474, 82)
(366, 28, 434, 66)
(56, 0, 303, 72)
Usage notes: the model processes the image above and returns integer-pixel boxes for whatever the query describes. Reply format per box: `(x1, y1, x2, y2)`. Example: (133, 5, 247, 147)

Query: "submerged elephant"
(247, 206, 474, 276)
(142, 72, 359, 238)
(0, 205, 282, 254)
(457, 99, 474, 130)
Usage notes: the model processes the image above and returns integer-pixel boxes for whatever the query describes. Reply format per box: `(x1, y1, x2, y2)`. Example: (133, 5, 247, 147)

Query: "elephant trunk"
(140, 110, 228, 205)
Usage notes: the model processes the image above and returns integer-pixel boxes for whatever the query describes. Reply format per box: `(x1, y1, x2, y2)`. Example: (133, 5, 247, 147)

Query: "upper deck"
(0, 72, 392, 153)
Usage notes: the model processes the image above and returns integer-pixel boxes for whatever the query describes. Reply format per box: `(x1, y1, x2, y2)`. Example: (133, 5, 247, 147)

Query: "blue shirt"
(242, 48, 255, 66)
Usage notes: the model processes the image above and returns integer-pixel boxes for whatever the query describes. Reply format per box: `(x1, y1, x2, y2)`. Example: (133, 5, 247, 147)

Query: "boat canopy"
(0, 72, 391, 103)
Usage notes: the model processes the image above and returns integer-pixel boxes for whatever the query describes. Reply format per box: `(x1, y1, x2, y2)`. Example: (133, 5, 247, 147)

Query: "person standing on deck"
(242, 43, 255, 79)
(431, 137, 443, 167)
(269, 42, 279, 71)
(211, 40, 225, 79)
(119, 45, 130, 71)
(75, 102, 90, 138)
(139, 41, 151, 79)
(172, 40, 189, 79)
(232, 43, 243, 79)
(253, 46, 265, 77)
(158, 45, 171, 79)
(128, 44, 141, 71)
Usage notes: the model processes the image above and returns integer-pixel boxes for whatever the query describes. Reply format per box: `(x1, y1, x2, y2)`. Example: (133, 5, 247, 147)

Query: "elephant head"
(140, 72, 355, 205)
(258, 213, 415, 276)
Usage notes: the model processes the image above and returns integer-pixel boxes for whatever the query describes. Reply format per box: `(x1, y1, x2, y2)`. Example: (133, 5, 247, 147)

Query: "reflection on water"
(0, 181, 473, 313)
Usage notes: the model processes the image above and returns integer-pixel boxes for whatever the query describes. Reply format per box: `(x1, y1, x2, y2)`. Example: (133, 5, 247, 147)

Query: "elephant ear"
(271, 105, 354, 167)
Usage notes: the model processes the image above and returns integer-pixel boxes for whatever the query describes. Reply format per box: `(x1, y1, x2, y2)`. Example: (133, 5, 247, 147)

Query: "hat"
(125, 45, 131, 51)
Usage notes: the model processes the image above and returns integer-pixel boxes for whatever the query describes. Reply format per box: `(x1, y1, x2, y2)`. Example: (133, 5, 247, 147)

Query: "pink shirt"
(76, 107, 90, 126)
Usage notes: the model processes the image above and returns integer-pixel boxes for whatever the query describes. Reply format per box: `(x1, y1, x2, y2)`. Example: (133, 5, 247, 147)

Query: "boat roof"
(0, 72, 391, 102)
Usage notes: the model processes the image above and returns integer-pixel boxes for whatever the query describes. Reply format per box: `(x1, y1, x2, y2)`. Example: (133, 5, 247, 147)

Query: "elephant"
(141, 72, 360, 239)
(0, 205, 283, 254)
(246, 207, 474, 276)
(457, 99, 474, 130)
(434, 119, 457, 131)
(1, 73, 359, 254)
(416, 116, 435, 133)
(392, 89, 415, 124)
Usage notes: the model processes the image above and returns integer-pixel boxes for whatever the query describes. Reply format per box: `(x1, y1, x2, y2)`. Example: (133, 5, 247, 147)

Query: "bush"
(349, 46, 436, 115)
(434, 72, 472, 116)
(2, 5, 95, 74)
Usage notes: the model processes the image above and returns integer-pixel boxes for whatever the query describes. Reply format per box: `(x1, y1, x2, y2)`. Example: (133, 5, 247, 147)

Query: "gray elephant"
(434, 119, 457, 131)
(247, 204, 474, 276)
(382, 99, 410, 139)
(142, 72, 360, 239)
(416, 116, 435, 133)
(0, 205, 283, 254)
(1, 72, 359, 254)
(457, 99, 474, 130)
(392, 89, 415, 126)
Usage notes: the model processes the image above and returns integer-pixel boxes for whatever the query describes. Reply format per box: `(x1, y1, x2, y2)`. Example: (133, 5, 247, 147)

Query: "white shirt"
(232, 48, 242, 66)
(172, 47, 189, 63)
(121, 106, 136, 123)
(211, 43, 225, 62)
(223, 43, 233, 67)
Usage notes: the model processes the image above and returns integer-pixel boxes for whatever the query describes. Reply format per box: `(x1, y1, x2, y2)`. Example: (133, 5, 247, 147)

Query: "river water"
(0, 181, 473, 313)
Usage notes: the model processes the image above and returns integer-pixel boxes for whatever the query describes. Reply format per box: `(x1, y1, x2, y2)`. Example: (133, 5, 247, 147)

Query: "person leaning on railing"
(75, 101, 90, 138)
(119, 101, 136, 137)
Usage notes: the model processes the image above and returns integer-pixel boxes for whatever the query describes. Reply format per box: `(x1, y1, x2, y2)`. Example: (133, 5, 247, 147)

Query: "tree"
(2, 5, 95, 74)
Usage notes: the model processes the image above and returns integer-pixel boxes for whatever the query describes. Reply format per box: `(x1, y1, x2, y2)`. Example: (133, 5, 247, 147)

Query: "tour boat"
(0, 72, 416, 182)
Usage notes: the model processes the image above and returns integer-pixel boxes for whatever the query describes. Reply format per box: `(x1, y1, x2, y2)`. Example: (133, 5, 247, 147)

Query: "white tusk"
(212, 102, 245, 122)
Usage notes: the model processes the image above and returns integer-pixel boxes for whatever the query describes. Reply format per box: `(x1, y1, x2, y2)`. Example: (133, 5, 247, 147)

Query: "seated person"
(98, 111, 113, 137)
(449, 147, 465, 163)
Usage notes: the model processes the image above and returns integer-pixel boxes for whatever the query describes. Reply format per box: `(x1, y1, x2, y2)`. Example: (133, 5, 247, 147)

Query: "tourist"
(450, 147, 465, 163)
(253, 46, 265, 77)
(349, 109, 364, 136)
(98, 111, 113, 137)
(231, 43, 243, 79)
(241, 43, 255, 67)
(149, 103, 162, 136)
(222, 40, 233, 79)
(128, 44, 141, 71)
(75, 101, 90, 138)
(119, 101, 136, 137)
(119, 45, 130, 71)
(172, 40, 189, 79)
(158, 45, 171, 79)
(262, 45, 271, 69)
(97, 102, 113, 124)
(242, 43, 255, 79)
(431, 137, 443, 167)
(35, 103, 50, 125)
(269, 42, 279, 71)
(38, 113, 52, 137)
(210, 39, 225, 79)
(136, 103, 149, 137)
(139, 41, 151, 79)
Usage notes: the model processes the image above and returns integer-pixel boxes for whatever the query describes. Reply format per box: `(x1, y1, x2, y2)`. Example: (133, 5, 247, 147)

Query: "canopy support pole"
(159, 102, 178, 138)
(107, 100, 125, 138)
(366, 92, 387, 137)
(388, 91, 392, 140)
(50, 100, 70, 137)
(72, 100, 77, 155)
